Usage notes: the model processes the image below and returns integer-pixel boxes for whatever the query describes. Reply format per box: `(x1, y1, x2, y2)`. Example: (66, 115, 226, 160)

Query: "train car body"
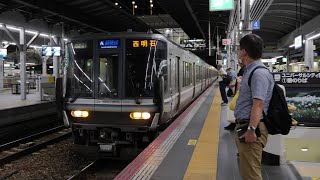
(63, 32, 218, 156)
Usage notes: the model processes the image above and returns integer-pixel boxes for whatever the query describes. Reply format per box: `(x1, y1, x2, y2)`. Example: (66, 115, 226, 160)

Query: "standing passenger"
(224, 64, 245, 131)
(217, 64, 228, 105)
(234, 34, 274, 180)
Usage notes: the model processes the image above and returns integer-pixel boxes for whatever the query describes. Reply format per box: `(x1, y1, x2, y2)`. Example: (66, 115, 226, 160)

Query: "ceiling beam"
(266, 10, 314, 19)
(262, 20, 297, 29)
(271, 2, 320, 12)
(10, 0, 109, 33)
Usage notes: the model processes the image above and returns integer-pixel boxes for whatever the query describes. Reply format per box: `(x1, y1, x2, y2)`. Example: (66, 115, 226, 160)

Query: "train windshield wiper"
(70, 92, 81, 103)
(128, 76, 141, 105)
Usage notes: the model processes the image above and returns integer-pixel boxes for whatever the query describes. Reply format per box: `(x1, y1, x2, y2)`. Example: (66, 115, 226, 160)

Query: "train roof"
(69, 32, 213, 68)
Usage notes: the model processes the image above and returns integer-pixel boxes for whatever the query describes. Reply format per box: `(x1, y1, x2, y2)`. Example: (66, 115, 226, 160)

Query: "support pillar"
(0, 37, 4, 90)
(20, 27, 27, 100)
(53, 37, 60, 80)
(304, 39, 314, 70)
(42, 56, 47, 75)
(208, 20, 211, 56)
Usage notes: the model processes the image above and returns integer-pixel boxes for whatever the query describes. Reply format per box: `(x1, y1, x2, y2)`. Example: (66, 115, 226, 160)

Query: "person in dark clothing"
(224, 63, 245, 130)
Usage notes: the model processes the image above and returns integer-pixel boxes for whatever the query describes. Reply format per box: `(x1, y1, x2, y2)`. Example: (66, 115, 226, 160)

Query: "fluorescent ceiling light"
(274, 56, 283, 59)
(301, 148, 309, 152)
(30, 45, 41, 49)
(307, 33, 320, 40)
(250, 0, 255, 6)
(63, 38, 68, 41)
(25, 30, 38, 35)
(7, 25, 20, 31)
(40, 33, 49, 37)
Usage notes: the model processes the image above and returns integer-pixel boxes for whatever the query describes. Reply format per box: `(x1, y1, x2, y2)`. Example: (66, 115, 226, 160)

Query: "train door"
(192, 62, 196, 98)
(94, 47, 122, 111)
(172, 56, 180, 114)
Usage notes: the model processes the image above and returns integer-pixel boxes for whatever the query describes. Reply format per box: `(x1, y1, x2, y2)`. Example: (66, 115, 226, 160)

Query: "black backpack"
(223, 74, 232, 84)
(249, 66, 292, 135)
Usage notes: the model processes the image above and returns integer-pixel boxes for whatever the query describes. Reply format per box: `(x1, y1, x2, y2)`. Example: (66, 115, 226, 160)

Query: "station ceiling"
(0, 0, 152, 34)
(255, 0, 320, 43)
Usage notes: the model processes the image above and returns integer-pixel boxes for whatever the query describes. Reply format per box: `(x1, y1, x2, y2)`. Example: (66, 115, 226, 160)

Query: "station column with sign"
(0, 41, 4, 90)
(210, 0, 234, 67)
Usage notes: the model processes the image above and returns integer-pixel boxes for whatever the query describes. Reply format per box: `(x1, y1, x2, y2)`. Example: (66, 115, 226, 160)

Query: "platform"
(0, 88, 56, 127)
(0, 88, 47, 110)
(114, 84, 313, 180)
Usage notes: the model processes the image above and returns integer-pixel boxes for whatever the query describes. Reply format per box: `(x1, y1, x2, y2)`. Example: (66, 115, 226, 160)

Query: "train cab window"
(125, 39, 167, 98)
(66, 40, 94, 98)
(98, 54, 119, 97)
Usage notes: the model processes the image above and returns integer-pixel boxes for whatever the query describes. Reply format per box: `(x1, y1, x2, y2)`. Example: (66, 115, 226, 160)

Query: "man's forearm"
(249, 99, 264, 128)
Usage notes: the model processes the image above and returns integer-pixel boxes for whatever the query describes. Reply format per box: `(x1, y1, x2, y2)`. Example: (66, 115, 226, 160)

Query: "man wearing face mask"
(234, 34, 274, 180)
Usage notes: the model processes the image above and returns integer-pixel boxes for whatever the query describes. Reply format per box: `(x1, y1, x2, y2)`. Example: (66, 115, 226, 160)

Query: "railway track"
(67, 159, 130, 180)
(0, 126, 72, 166)
(68, 160, 98, 180)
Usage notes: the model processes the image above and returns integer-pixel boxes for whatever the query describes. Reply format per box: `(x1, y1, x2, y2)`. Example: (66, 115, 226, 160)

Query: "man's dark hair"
(240, 34, 264, 60)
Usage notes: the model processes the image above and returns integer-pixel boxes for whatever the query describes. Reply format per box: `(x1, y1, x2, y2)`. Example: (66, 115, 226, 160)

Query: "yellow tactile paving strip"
(183, 90, 221, 180)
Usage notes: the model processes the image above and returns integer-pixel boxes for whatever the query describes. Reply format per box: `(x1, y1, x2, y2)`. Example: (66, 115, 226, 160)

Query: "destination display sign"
(99, 39, 120, 49)
(131, 40, 157, 48)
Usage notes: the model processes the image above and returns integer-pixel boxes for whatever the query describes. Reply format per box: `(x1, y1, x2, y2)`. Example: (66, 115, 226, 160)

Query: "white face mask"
(238, 49, 245, 65)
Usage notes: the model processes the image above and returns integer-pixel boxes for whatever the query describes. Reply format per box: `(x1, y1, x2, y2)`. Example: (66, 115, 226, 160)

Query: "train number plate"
(99, 144, 113, 152)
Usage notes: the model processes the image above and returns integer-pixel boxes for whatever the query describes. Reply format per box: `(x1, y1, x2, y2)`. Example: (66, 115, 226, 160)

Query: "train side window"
(183, 62, 191, 87)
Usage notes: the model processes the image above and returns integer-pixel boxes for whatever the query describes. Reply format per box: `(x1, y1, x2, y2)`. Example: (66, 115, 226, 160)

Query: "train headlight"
(142, 112, 151, 119)
(71, 110, 89, 118)
(130, 112, 151, 120)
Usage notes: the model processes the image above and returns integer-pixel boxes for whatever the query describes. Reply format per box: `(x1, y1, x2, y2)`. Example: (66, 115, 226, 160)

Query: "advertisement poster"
(274, 72, 320, 126)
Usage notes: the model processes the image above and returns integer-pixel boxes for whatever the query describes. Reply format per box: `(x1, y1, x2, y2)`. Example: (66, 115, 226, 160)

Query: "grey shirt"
(234, 60, 274, 120)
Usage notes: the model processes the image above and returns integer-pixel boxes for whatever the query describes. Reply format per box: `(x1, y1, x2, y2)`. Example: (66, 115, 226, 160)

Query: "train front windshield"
(65, 39, 167, 99)
(125, 39, 167, 98)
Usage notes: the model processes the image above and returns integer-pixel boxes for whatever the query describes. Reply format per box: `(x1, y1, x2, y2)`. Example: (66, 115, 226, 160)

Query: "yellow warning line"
(183, 90, 221, 180)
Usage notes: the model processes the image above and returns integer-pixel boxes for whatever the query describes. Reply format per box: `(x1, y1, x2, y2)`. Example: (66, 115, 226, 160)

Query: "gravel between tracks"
(0, 139, 92, 180)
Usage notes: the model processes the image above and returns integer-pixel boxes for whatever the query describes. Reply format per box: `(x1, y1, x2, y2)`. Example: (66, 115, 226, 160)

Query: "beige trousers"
(235, 122, 268, 180)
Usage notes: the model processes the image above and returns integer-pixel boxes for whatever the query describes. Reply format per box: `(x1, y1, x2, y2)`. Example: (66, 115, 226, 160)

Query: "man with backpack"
(234, 34, 274, 180)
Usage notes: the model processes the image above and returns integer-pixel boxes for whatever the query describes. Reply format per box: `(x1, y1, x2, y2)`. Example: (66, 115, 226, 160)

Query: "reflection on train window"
(66, 40, 94, 98)
(183, 62, 192, 87)
(126, 39, 167, 98)
(98, 54, 119, 98)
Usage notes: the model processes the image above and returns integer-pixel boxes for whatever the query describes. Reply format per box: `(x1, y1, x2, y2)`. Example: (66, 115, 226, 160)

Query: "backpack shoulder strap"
(248, 66, 269, 87)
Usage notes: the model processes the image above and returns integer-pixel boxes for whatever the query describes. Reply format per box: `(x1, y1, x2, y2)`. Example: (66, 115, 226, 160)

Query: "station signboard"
(274, 72, 320, 126)
(42, 46, 61, 57)
(0, 48, 7, 58)
(294, 35, 302, 49)
(209, 0, 234, 11)
(252, 20, 260, 30)
(222, 39, 231, 45)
